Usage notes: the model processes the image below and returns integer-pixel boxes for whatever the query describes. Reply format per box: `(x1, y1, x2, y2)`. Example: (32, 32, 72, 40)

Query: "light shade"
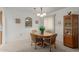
(40, 14, 43, 17)
(37, 13, 40, 16)
(43, 13, 46, 16)
(37, 13, 46, 17)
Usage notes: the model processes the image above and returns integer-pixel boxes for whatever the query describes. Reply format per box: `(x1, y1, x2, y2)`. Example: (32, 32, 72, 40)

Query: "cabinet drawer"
(64, 36, 73, 44)
(64, 42, 74, 48)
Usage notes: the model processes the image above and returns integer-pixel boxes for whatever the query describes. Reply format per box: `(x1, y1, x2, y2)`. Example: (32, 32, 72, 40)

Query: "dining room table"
(31, 31, 56, 47)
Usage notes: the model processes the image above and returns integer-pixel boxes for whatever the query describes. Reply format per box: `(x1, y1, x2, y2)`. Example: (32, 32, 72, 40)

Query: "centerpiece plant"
(39, 25, 45, 34)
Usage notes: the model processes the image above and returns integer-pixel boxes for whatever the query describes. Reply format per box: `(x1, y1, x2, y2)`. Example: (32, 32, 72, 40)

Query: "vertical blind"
(44, 16, 55, 32)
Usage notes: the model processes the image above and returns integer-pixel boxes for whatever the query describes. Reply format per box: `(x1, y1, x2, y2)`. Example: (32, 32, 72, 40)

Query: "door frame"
(0, 8, 6, 45)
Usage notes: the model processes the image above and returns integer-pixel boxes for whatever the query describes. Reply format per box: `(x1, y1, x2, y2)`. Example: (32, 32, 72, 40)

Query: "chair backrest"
(30, 33, 37, 42)
(32, 30, 37, 33)
(45, 30, 53, 33)
(50, 34, 57, 44)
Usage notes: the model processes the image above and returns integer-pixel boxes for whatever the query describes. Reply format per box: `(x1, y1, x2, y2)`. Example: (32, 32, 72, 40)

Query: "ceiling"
(32, 7, 65, 13)
(8, 7, 65, 14)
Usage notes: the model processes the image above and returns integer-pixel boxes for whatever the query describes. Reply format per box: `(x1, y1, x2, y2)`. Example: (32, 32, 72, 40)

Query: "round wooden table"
(31, 32, 55, 47)
(32, 32, 55, 37)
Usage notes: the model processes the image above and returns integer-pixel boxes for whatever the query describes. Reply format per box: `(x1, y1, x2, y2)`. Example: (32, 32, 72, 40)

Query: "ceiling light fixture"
(34, 7, 46, 17)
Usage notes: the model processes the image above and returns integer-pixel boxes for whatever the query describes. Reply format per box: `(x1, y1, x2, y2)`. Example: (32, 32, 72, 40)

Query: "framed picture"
(25, 17, 32, 27)
(35, 20, 39, 24)
(15, 18, 20, 23)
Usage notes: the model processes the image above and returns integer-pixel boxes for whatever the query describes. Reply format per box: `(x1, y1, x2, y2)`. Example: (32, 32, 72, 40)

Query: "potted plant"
(39, 25, 45, 34)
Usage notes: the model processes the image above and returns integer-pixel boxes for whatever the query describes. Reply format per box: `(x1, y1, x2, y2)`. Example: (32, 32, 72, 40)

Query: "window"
(44, 15, 55, 32)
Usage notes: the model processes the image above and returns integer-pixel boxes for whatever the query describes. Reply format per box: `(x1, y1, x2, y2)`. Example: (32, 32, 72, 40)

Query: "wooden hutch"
(64, 14, 78, 48)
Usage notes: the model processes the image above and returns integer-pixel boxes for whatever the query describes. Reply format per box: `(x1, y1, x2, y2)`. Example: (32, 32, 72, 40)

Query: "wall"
(48, 7, 79, 46)
(3, 7, 42, 43)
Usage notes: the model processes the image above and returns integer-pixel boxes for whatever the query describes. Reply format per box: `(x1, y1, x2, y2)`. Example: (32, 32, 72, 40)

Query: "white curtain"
(44, 15, 55, 32)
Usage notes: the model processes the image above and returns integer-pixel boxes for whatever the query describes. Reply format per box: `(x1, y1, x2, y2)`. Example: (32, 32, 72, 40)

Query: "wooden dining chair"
(30, 33, 42, 49)
(44, 34, 57, 52)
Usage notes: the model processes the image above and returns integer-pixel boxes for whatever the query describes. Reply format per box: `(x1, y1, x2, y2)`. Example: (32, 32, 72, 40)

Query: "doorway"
(0, 11, 2, 44)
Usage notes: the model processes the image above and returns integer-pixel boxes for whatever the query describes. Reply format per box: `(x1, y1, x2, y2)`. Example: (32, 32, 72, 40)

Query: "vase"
(41, 31, 44, 34)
